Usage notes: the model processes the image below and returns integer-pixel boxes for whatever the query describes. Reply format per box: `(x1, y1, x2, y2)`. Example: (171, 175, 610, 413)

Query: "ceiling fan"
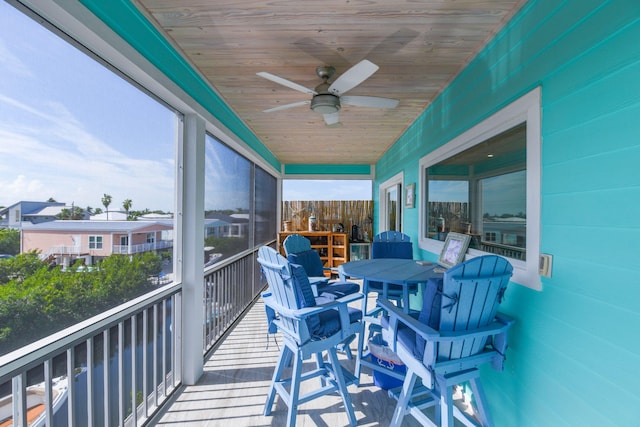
(257, 59, 399, 126)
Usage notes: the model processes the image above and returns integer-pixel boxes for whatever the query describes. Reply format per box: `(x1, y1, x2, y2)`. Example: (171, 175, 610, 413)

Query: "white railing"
(203, 247, 266, 352)
(480, 241, 526, 260)
(39, 245, 82, 260)
(112, 240, 173, 255)
(0, 243, 270, 426)
(0, 284, 182, 427)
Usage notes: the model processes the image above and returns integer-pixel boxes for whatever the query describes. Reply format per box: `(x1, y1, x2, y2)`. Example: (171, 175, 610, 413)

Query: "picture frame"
(438, 232, 471, 269)
(405, 183, 415, 208)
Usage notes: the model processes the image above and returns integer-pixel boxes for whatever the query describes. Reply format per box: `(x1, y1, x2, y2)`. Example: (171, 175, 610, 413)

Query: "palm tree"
(102, 194, 112, 220)
(123, 198, 132, 220)
(58, 208, 71, 220)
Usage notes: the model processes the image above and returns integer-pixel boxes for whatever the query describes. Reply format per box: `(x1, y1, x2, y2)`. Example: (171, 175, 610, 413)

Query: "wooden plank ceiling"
(135, 0, 527, 166)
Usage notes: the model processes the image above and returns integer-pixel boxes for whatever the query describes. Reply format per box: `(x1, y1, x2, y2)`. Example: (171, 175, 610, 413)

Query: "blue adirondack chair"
(379, 255, 514, 427)
(258, 246, 364, 427)
(369, 231, 416, 306)
(283, 233, 360, 298)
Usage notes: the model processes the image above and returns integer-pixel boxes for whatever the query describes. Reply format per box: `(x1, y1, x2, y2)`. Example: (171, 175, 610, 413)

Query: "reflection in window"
(205, 136, 251, 262)
(425, 124, 526, 260)
(386, 184, 401, 231)
(255, 166, 277, 245)
(204, 135, 277, 264)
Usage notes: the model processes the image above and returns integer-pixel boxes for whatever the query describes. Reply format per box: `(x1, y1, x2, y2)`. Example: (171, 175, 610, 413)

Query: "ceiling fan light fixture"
(310, 94, 341, 114)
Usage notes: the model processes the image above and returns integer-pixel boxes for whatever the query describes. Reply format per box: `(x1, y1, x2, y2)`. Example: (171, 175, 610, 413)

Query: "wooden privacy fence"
(282, 200, 373, 240)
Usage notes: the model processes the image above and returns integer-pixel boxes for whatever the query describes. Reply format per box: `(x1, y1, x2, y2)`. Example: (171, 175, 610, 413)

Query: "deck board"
(151, 294, 439, 426)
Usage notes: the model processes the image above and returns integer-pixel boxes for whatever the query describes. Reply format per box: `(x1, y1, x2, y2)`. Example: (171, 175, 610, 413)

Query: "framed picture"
(405, 183, 415, 208)
(438, 232, 471, 269)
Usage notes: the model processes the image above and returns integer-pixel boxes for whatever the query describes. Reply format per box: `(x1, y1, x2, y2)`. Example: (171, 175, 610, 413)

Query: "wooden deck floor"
(151, 294, 424, 427)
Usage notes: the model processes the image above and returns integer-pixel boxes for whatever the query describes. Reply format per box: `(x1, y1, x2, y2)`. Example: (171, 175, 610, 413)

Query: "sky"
(0, 2, 175, 212)
(283, 179, 371, 201)
(0, 3, 372, 213)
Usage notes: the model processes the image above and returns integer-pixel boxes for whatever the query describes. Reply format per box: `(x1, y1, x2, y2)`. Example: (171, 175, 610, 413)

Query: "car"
(0, 254, 15, 259)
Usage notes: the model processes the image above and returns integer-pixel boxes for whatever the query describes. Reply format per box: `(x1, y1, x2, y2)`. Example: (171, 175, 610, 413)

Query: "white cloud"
(0, 37, 34, 78)
(0, 95, 174, 211)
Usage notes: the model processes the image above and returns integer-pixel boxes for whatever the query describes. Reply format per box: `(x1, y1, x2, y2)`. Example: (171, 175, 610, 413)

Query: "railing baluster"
(44, 359, 54, 426)
(142, 308, 149, 419)
(118, 321, 125, 426)
(67, 347, 75, 427)
(12, 373, 26, 427)
(87, 337, 94, 427)
(153, 303, 159, 408)
(103, 328, 110, 427)
(131, 313, 138, 426)
(162, 300, 167, 398)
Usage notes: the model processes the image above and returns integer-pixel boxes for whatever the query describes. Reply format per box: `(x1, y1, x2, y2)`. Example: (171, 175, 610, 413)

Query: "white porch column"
(177, 113, 205, 384)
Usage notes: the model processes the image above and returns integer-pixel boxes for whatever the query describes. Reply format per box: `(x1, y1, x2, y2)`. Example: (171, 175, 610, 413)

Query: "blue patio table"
(338, 258, 443, 384)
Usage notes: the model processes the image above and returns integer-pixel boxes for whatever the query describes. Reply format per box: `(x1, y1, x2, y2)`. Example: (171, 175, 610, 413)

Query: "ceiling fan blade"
(323, 112, 340, 126)
(328, 59, 379, 95)
(341, 95, 399, 109)
(263, 100, 310, 113)
(256, 72, 316, 95)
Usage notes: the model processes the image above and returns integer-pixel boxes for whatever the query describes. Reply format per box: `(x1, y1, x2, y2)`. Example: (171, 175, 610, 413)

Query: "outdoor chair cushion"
(291, 263, 361, 339)
(287, 250, 326, 277)
(414, 278, 442, 360)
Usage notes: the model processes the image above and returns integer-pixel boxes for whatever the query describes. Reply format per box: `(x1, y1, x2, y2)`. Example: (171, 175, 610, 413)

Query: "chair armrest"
(436, 320, 512, 342)
(377, 299, 513, 350)
(263, 292, 363, 320)
(495, 311, 515, 326)
(377, 298, 439, 352)
(264, 292, 363, 344)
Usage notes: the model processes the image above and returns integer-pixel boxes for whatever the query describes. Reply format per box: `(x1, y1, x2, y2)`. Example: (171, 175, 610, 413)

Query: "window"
(379, 172, 403, 232)
(89, 235, 103, 249)
(204, 134, 278, 263)
(379, 173, 403, 232)
(0, 1, 176, 355)
(146, 232, 155, 244)
(425, 125, 526, 259)
(419, 88, 541, 289)
(255, 166, 278, 245)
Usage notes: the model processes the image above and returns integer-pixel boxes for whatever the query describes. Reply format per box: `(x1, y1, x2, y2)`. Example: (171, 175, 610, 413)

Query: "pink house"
(21, 220, 173, 267)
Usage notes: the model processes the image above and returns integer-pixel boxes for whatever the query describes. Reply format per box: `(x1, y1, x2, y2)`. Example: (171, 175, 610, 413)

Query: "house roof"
(0, 201, 65, 216)
(21, 220, 173, 233)
(24, 205, 70, 217)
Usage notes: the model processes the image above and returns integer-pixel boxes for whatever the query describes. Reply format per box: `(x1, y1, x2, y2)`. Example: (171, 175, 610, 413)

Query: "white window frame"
(418, 87, 541, 290)
(378, 172, 404, 233)
(89, 235, 103, 250)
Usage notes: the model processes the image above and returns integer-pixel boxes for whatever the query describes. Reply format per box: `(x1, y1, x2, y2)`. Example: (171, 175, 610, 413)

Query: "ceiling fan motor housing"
(311, 93, 341, 114)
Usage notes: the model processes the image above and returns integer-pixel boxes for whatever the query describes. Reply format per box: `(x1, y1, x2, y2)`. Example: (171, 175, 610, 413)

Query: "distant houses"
(21, 220, 174, 268)
(1, 200, 249, 267)
(0, 201, 88, 228)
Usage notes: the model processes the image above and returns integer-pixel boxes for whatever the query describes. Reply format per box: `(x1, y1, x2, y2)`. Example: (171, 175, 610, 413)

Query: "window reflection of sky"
(205, 135, 250, 211)
(429, 170, 525, 216)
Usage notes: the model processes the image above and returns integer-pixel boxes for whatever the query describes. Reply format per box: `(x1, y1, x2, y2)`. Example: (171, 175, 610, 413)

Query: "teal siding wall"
(376, 0, 640, 425)
(284, 163, 371, 176)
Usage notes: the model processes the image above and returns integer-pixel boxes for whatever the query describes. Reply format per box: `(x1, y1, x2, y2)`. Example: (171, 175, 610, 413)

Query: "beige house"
(21, 220, 173, 267)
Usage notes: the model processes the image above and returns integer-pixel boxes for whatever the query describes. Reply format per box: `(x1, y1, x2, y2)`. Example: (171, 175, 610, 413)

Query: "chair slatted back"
(437, 255, 512, 361)
(373, 231, 411, 242)
(372, 232, 413, 260)
(258, 246, 310, 343)
(282, 234, 312, 256)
